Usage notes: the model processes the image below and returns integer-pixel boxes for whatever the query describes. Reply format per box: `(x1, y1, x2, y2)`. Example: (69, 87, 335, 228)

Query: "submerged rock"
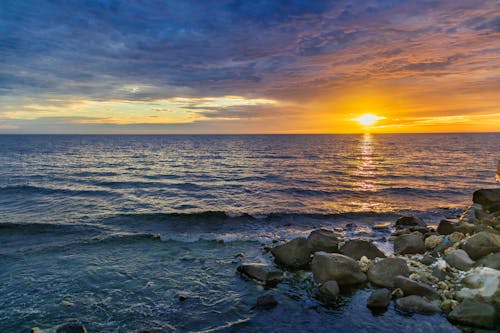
(311, 252, 367, 285)
(367, 288, 391, 309)
(318, 280, 340, 302)
(367, 258, 409, 288)
(237, 263, 283, 285)
(271, 237, 311, 268)
(462, 231, 500, 260)
(395, 295, 440, 314)
(448, 298, 498, 329)
(256, 294, 278, 308)
(445, 249, 475, 271)
(55, 321, 87, 333)
(307, 229, 340, 253)
(340, 239, 386, 260)
(394, 232, 425, 255)
(394, 276, 438, 299)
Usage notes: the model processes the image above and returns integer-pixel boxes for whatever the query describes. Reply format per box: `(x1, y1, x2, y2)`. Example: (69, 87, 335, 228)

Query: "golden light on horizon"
(355, 114, 385, 127)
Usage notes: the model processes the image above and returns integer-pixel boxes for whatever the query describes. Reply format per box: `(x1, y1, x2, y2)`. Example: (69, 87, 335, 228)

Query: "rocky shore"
(239, 189, 500, 331)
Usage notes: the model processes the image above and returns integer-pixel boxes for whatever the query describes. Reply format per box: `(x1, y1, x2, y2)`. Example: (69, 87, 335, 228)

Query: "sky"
(0, 0, 499, 134)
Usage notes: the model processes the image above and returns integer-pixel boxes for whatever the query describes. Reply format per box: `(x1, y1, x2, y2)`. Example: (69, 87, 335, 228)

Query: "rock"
(237, 263, 283, 285)
(271, 237, 311, 268)
(178, 293, 188, 301)
(425, 235, 444, 250)
(448, 298, 498, 329)
(440, 299, 458, 313)
(445, 249, 475, 271)
(339, 239, 386, 260)
(432, 266, 448, 281)
(457, 267, 500, 308)
(256, 294, 278, 308)
(462, 231, 500, 260)
(358, 256, 371, 272)
(367, 258, 410, 288)
(455, 222, 475, 235)
(395, 295, 440, 314)
(394, 276, 438, 299)
(391, 288, 404, 298)
(318, 280, 340, 302)
(394, 232, 425, 255)
(473, 189, 500, 210)
(307, 229, 340, 253)
(367, 288, 391, 309)
(421, 254, 435, 265)
(56, 321, 87, 333)
(448, 232, 465, 243)
(476, 252, 500, 270)
(395, 216, 426, 228)
(437, 219, 457, 235)
(311, 252, 367, 285)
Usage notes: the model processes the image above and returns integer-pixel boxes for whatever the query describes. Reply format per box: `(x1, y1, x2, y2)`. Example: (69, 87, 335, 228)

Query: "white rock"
(456, 267, 500, 305)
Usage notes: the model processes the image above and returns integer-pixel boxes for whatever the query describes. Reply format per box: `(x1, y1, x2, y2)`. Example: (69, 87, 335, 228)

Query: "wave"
(0, 184, 117, 197)
(0, 222, 103, 234)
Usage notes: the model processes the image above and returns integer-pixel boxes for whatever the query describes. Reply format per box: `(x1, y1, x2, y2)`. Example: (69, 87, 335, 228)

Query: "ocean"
(1, 133, 499, 332)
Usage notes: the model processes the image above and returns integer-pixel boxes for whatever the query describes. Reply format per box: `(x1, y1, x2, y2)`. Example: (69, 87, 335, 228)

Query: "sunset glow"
(355, 114, 385, 127)
(0, 1, 499, 133)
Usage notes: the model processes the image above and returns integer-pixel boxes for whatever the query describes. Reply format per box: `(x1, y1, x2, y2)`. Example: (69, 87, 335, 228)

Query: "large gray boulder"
(445, 249, 475, 271)
(394, 232, 425, 255)
(311, 252, 367, 285)
(318, 280, 340, 303)
(448, 299, 498, 329)
(237, 263, 283, 285)
(271, 237, 311, 268)
(461, 231, 500, 260)
(395, 295, 440, 314)
(340, 239, 386, 260)
(393, 276, 438, 299)
(307, 229, 340, 253)
(366, 288, 391, 309)
(473, 189, 500, 211)
(367, 258, 410, 288)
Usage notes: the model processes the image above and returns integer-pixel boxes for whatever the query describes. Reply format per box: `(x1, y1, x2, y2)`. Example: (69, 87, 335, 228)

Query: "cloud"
(0, 0, 499, 132)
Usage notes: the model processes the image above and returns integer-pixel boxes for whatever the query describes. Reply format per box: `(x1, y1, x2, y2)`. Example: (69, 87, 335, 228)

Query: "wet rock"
(476, 252, 500, 270)
(462, 231, 500, 260)
(437, 219, 457, 235)
(391, 288, 404, 298)
(256, 294, 278, 308)
(394, 276, 438, 299)
(440, 299, 458, 313)
(55, 321, 87, 333)
(425, 235, 444, 250)
(454, 222, 475, 235)
(307, 229, 340, 253)
(473, 189, 500, 210)
(448, 299, 498, 329)
(271, 237, 311, 268)
(421, 254, 436, 265)
(394, 232, 425, 255)
(432, 266, 448, 281)
(395, 216, 426, 228)
(339, 239, 386, 260)
(237, 263, 283, 285)
(358, 256, 371, 272)
(178, 292, 188, 301)
(448, 232, 465, 243)
(445, 249, 475, 271)
(457, 267, 500, 308)
(311, 252, 367, 285)
(318, 280, 340, 302)
(395, 295, 440, 314)
(367, 288, 391, 309)
(367, 258, 410, 288)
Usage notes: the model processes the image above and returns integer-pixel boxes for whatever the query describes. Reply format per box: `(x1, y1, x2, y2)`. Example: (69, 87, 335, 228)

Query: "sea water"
(1, 133, 499, 332)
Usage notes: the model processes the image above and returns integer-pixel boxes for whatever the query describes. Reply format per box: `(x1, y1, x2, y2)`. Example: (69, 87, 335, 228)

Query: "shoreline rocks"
(237, 263, 283, 285)
(271, 237, 311, 268)
(367, 258, 409, 288)
(311, 252, 367, 285)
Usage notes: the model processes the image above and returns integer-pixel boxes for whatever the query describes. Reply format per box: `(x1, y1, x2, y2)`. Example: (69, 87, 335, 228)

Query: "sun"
(355, 114, 385, 126)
